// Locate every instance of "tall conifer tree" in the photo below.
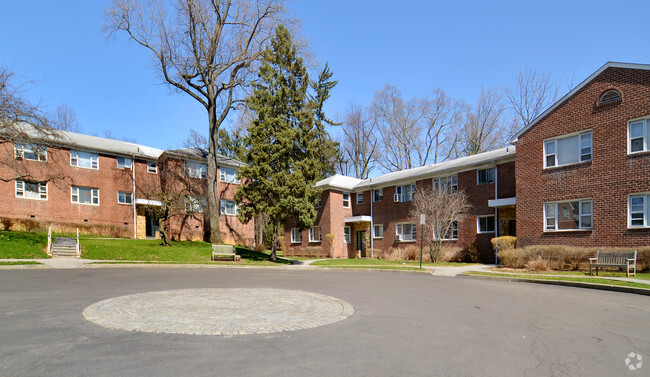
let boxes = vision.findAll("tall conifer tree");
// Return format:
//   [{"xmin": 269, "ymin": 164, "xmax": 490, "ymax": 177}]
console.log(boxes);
[{"xmin": 236, "ymin": 25, "xmax": 339, "ymax": 261}]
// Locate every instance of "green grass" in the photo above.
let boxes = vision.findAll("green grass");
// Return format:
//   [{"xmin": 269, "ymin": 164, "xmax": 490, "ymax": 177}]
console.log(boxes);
[
  {"xmin": 0, "ymin": 231, "xmax": 50, "ymax": 259},
  {"xmin": 81, "ymin": 238, "xmax": 291, "ymax": 265},
  {"xmin": 487, "ymin": 267, "xmax": 650, "ymax": 281},
  {"xmin": 311, "ymin": 258, "xmax": 472, "ymax": 267},
  {"xmin": 467, "ymin": 272, "xmax": 650, "ymax": 289},
  {"xmin": 314, "ymin": 265, "xmax": 426, "ymax": 271},
  {"xmin": 0, "ymin": 261, "xmax": 42, "ymax": 265}
]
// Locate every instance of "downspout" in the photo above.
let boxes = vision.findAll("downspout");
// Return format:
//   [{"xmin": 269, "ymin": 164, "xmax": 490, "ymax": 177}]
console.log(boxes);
[{"xmin": 133, "ymin": 155, "xmax": 137, "ymax": 239}]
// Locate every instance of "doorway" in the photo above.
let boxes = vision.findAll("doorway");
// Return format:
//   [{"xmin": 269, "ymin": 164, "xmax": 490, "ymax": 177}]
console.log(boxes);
[
  {"xmin": 145, "ymin": 212, "xmax": 159, "ymax": 238},
  {"xmin": 356, "ymin": 230, "xmax": 367, "ymax": 258}
]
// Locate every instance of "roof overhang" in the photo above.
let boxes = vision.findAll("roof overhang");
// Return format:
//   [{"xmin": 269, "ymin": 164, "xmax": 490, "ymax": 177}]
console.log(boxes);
[
  {"xmin": 488, "ymin": 197, "xmax": 516, "ymax": 208},
  {"xmin": 136, "ymin": 198, "xmax": 163, "ymax": 206},
  {"xmin": 345, "ymin": 215, "xmax": 372, "ymax": 223}
]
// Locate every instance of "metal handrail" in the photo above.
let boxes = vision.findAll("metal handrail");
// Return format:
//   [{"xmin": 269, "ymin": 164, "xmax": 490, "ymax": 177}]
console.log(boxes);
[
  {"xmin": 76, "ymin": 228, "xmax": 80, "ymax": 257},
  {"xmin": 47, "ymin": 226, "xmax": 52, "ymax": 255}
]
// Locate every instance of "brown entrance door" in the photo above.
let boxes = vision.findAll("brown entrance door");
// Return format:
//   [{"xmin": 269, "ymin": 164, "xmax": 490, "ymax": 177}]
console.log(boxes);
[{"xmin": 356, "ymin": 230, "xmax": 367, "ymax": 257}]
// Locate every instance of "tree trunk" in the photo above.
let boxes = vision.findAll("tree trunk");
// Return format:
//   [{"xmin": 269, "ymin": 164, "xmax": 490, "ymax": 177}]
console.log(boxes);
[
  {"xmin": 207, "ymin": 103, "xmax": 223, "ymax": 245},
  {"xmin": 158, "ymin": 218, "xmax": 171, "ymax": 246},
  {"xmin": 269, "ymin": 222, "xmax": 278, "ymax": 262}
]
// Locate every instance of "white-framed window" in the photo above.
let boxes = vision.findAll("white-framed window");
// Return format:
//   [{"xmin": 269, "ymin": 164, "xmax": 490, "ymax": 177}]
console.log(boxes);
[
  {"xmin": 15, "ymin": 181, "xmax": 47, "ymax": 200},
  {"xmin": 373, "ymin": 189, "xmax": 383, "ymax": 202},
  {"xmin": 477, "ymin": 215, "xmax": 495, "ymax": 233},
  {"xmin": 396, "ymin": 223, "xmax": 416, "ymax": 242},
  {"xmin": 291, "ymin": 228, "xmax": 302, "ymax": 243},
  {"xmin": 185, "ymin": 161, "xmax": 207, "ymax": 179},
  {"xmin": 394, "ymin": 184, "xmax": 416, "ymax": 202},
  {"xmin": 343, "ymin": 226, "xmax": 351, "ymax": 243},
  {"xmin": 220, "ymin": 199, "xmax": 238, "ymax": 216},
  {"xmin": 117, "ymin": 157, "xmax": 132, "ymax": 169},
  {"xmin": 118, "ymin": 191, "xmax": 133, "ymax": 204},
  {"xmin": 342, "ymin": 192, "xmax": 350, "ymax": 208},
  {"xmin": 477, "ymin": 168, "xmax": 495, "ymax": 184},
  {"xmin": 373, "ymin": 224, "xmax": 384, "ymax": 239},
  {"xmin": 356, "ymin": 193, "xmax": 364, "ymax": 204},
  {"xmin": 315, "ymin": 196, "xmax": 322, "ymax": 208},
  {"xmin": 628, "ymin": 118, "xmax": 650, "ymax": 154},
  {"xmin": 70, "ymin": 150, "xmax": 99, "ymax": 170},
  {"xmin": 71, "ymin": 186, "xmax": 99, "ymax": 205},
  {"xmin": 433, "ymin": 175, "xmax": 458, "ymax": 195},
  {"xmin": 220, "ymin": 167, "xmax": 240, "ymax": 184},
  {"xmin": 147, "ymin": 161, "xmax": 158, "ymax": 174},
  {"xmin": 436, "ymin": 221, "xmax": 458, "ymax": 240},
  {"xmin": 14, "ymin": 143, "xmax": 47, "ymax": 162},
  {"xmin": 628, "ymin": 193, "xmax": 650, "ymax": 227},
  {"xmin": 185, "ymin": 196, "xmax": 206, "ymax": 212},
  {"xmin": 544, "ymin": 199, "xmax": 592, "ymax": 231},
  {"xmin": 309, "ymin": 226, "xmax": 322, "ymax": 242},
  {"xmin": 544, "ymin": 131, "xmax": 592, "ymax": 168}
]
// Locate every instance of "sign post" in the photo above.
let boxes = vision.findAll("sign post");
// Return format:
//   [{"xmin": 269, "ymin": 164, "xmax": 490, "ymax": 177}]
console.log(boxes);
[{"xmin": 419, "ymin": 214, "xmax": 426, "ymax": 269}]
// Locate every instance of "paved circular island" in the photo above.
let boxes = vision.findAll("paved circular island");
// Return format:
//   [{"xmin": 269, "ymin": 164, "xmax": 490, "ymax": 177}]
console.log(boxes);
[{"xmin": 82, "ymin": 288, "xmax": 354, "ymax": 335}]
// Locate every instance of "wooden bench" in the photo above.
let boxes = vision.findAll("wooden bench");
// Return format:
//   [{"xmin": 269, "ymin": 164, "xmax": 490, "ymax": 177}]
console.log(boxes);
[
  {"xmin": 589, "ymin": 250, "xmax": 637, "ymax": 277},
  {"xmin": 211, "ymin": 244, "xmax": 241, "ymax": 262}
]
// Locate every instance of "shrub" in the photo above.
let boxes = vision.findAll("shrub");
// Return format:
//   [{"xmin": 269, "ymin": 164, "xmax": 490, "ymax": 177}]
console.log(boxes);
[
  {"xmin": 1, "ymin": 217, "xmax": 16, "ymax": 231},
  {"xmin": 497, "ymin": 248, "xmax": 528, "ymax": 269},
  {"xmin": 491, "ymin": 236, "xmax": 517, "ymax": 252},
  {"xmin": 20, "ymin": 219, "xmax": 42, "ymax": 232},
  {"xmin": 276, "ymin": 236, "xmax": 285, "ymax": 251},
  {"xmin": 526, "ymin": 256, "xmax": 550, "ymax": 272}
]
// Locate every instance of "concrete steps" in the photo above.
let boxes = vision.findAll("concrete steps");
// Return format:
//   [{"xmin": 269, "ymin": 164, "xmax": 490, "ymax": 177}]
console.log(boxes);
[{"xmin": 51, "ymin": 238, "xmax": 79, "ymax": 258}]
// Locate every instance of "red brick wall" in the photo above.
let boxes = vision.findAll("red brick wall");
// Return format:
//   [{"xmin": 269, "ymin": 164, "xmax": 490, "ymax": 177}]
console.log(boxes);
[{"xmin": 516, "ymin": 67, "xmax": 650, "ymax": 247}]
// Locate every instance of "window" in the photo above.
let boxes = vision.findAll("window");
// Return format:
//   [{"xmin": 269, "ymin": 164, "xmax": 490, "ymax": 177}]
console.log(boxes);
[
  {"xmin": 544, "ymin": 199, "xmax": 592, "ymax": 231},
  {"xmin": 15, "ymin": 143, "xmax": 46, "ymax": 162},
  {"xmin": 315, "ymin": 196, "xmax": 322, "ymax": 208},
  {"xmin": 433, "ymin": 175, "xmax": 458, "ymax": 194},
  {"xmin": 291, "ymin": 228, "xmax": 302, "ymax": 243},
  {"xmin": 71, "ymin": 186, "xmax": 99, "ymax": 205},
  {"xmin": 220, "ymin": 167, "xmax": 240, "ymax": 184},
  {"xmin": 15, "ymin": 181, "xmax": 47, "ymax": 200},
  {"xmin": 118, "ymin": 191, "xmax": 133, "ymax": 204},
  {"xmin": 147, "ymin": 161, "xmax": 158, "ymax": 174},
  {"xmin": 117, "ymin": 157, "xmax": 132, "ymax": 169},
  {"xmin": 220, "ymin": 199, "xmax": 238, "ymax": 216},
  {"xmin": 342, "ymin": 192, "xmax": 350, "ymax": 208},
  {"xmin": 71, "ymin": 150, "xmax": 98, "ymax": 169},
  {"xmin": 309, "ymin": 226, "xmax": 322, "ymax": 242},
  {"xmin": 599, "ymin": 90, "xmax": 621, "ymax": 106},
  {"xmin": 343, "ymin": 226, "xmax": 351, "ymax": 243},
  {"xmin": 185, "ymin": 161, "xmax": 207, "ymax": 179},
  {"xmin": 396, "ymin": 223, "xmax": 416, "ymax": 242},
  {"xmin": 394, "ymin": 184, "xmax": 416, "ymax": 202},
  {"xmin": 185, "ymin": 196, "xmax": 206, "ymax": 212},
  {"xmin": 627, "ymin": 118, "xmax": 650, "ymax": 154},
  {"xmin": 436, "ymin": 221, "xmax": 458, "ymax": 240},
  {"xmin": 373, "ymin": 189, "xmax": 384, "ymax": 202},
  {"xmin": 477, "ymin": 168, "xmax": 495, "ymax": 184},
  {"xmin": 544, "ymin": 132, "xmax": 592, "ymax": 168},
  {"xmin": 357, "ymin": 193, "xmax": 364, "ymax": 204},
  {"xmin": 373, "ymin": 224, "xmax": 384, "ymax": 239},
  {"xmin": 629, "ymin": 194, "xmax": 650, "ymax": 227},
  {"xmin": 477, "ymin": 216, "xmax": 495, "ymax": 233}
]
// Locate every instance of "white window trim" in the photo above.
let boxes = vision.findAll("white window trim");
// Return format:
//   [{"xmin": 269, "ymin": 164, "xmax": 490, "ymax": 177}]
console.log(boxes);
[
  {"xmin": 372, "ymin": 188, "xmax": 384, "ymax": 202},
  {"xmin": 15, "ymin": 181, "xmax": 48, "ymax": 200},
  {"xmin": 342, "ymin": 192, "xmax": 351, "ymax": 208},
  {"xmin": 543, "ymin": 130, "xmax": 593, "ymax": 169},
  {"xmin": 117, "ymin": 157, "xmax": 133, "ymax": 169},
  {"xmin": 373, "ymin": 224, "xmax": 384, "ymax": 239},
  {"xmin": 185, "ymin": 196, "xmax": 206, "ymax": 213},
  {"xmin": 14, "ymin": 143, "xmax": 47, "ymax": 162},
  {"xmin": 117, "ymin": 191, "xmax": 133, "ymax": 205},
  {"xmin": 185, "ymin": 161, "xmax": 207, "ymax": 179},
  {"xmin": 315, "ymin": 196, "xmax": 322, "ymax": 208},
  {"xmin": 477, "ymin": 168, "xmax": 495, "ymax": 185},
  {"xmin": 147, "ymin": 161, "xmax": 158, "ymax": 174},
  {"xmin": 70, "ymin": 150, "xmax": 99, "ymax": 170},
  {"xmin": 309, "ymin": 226, "xmax": 322, "ymax": 243},
  {"xmin": 543, "ymin": 199, "xmax": 593, "ymax": 232},
  {"xmin": 71, "ymin": 186, "xmax": 100, "ymax": 206},
  {"xmin": 477, "ymin": 215, "xmax": 496, "ymax": 234},
  {"xmin": 394, "ymin": 183, "xmax": 416, "ymax": 202},
  {"xmin": 436, "ymin": 221, "xmax": 459, "ymax": 241},
  {"xmin": 220, "ymin": 199, "xmax": 238, "ymax": 216},
  {"xmin": 343, "ymin": 226, "xmax": 351, "ymax": 243},
  {"xmin": 219, "ymin": 167, "xmax": 241, "ymax": 184},
  {"xmin": 396, "ymin": 223, "xmax": 417, "ymax": 242},
  {"xmin": 628, "ymin": 117, "xmax": 650, "ymax": 155},
  {"xmin": 291, "ymin": 228, "xmax": 302, "ymax": 244},
  {"xmin": 356, "ymin": 192, "xmax": 364, "ymax": 204},
  {"xmin": 628, "ymin": 193, "xmax": 650, "ymax": 228},
  {"xmin": 433, "ymin": 175, "xmax": 458, "ymax": 195}
]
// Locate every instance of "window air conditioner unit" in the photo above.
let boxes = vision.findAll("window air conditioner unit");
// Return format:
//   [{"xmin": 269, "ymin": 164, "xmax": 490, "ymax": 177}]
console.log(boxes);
[
  {"xmin": 396, "ymin": 234, "xmax": 402, "ymax": 241},
  {"xmin": 394, "ymin": 193, "xmax": 401, "ymax": 202}
]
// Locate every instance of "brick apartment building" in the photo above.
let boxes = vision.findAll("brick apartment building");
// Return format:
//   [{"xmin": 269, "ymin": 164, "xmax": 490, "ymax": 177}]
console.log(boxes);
[
  {"xmin": 283, "ymin": 147, "xmax": 516, "ymax": 261},
  {"xmin": 513, "ymin": 62, "xmax": 650, "ymax": 248},
  {"xmin": 0, "ymin": 126, "xmax": 253, "ymax": 245}
]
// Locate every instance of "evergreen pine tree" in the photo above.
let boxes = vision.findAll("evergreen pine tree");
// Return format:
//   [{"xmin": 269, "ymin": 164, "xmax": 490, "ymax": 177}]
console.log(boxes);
[{"xmin": 235, "ymin": 25, "xmax": 339, "ymax": 261}]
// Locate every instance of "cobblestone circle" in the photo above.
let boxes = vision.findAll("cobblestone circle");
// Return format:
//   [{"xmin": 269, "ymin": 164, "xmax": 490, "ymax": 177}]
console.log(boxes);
[{"xmin": 83, "ymin": 288, "xmax": 354, "ymax": 336}]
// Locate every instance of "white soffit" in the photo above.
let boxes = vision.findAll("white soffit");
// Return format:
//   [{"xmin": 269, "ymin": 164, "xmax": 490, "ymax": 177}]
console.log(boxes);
[
  {"xmin": 488, "ymin": 197, "xmax": 516, "ymax": 207},
  {"xmin": 345, "ymin": 216, "xmax": 372, "ymax": 223}
]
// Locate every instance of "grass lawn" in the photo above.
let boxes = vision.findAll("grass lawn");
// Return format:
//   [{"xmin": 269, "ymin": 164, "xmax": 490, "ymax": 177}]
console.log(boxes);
[
  {"xmin": 81, "ymin": 238, "xmax": 291, "ymax": 265},
  {"xmin": 487, "ymin": 267, "xmax": 650, "ymax": 281},
  {"xmin": 0, "ymin": 231, "xmax": 50, "ymax": 259},
  {"xmin": 311, "ymin": 258, "xmax": 473, "ymax": 267},
  {"xmin": 0, "ymin": 261, "xmax": 43, "ymax": 265},
  {"xmin": 467, "ymin": 272, "xmax": 650, "ymax": 289}
]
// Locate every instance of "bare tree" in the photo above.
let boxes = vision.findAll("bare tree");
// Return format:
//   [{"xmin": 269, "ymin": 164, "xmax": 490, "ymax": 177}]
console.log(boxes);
[
  {"xmin": 409, "ymin": 186, "xmax": 470, "ymax": 263},
  {"xmin": 104, "ymin": 0, "xmax": 292, "ymax": 244},
  {"xmin": 182, "ymin": 128, "xmax": 209, "ymax": 150},
  {"xmin": 338, "ymin": 104, "xmax": 377, "ymax": 179},
  {"xmin": 504, "ymin": 68, "xmax": 558, "ymax": 137},
  {"xmin": 52, "ymin": 103, "xmax": 81, "ymax": 133},
  {"xmin": 460, "ymin": 87, "xmax": 505, "ymax": 156},
  {"xmin": 103, "ymin": 128, "xmax": 138, "ymax": 143},
  {"xmin": 418, "ymin": 89, "xmax": 463, "ymax": 164}
]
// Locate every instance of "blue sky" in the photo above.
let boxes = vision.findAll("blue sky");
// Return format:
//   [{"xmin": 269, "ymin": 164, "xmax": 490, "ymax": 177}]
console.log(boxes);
[{"xmin": 2, "ymin": 0, "xmax": 649, "ymax": 150}]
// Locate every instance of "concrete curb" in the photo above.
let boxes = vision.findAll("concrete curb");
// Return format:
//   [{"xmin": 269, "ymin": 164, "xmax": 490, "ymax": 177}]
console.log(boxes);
[
  {"xmin": 462, "ymin": 273, "xmax": 650, "ymax": 296},
  {"xmin": 82, "ymin": 263, "xmax": 434, "ymax": 274},
  {"xmin": 0, "ymin": 263, "xmax": 47, "ymax": 269}
]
